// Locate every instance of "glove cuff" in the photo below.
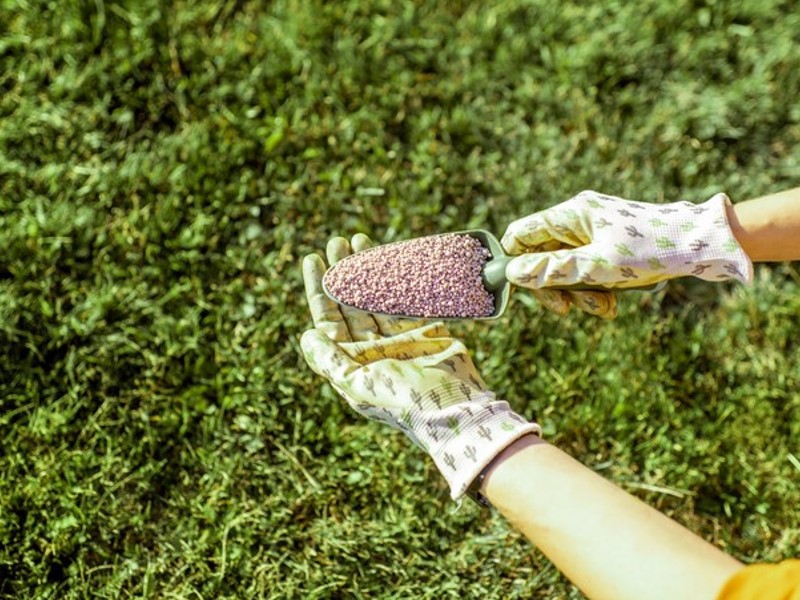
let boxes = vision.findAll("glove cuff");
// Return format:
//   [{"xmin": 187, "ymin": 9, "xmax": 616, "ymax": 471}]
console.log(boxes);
[
  {"xmin": 667, "ymin": 193, "xmax": 754, "ymax": 285},
  {"xmin": 422, "ymin": 397, "xmax": 541, "ymax": 500}
]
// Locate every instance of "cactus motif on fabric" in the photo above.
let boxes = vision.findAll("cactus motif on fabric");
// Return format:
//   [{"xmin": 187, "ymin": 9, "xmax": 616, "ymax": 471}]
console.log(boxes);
[
  {"xmin": 625, "ymin": 225, "xmax": 644, "ymax": 238},
  {"xmin": 411, "ymin": 389, "xmax": 424, "ymax": 410},
  {"xmin": 595, "ymin": 217, "xmax": 613, "ymax": 229},
  {"xmin": 583, "ymin": 295, "xmax": 599, "ymax": 311},
  {"xmin": 443, "ymin": 453, "xmax": 456, "ymax": 471},
  {"xmin": 615, "ymin": 243, "xmax": 635, "ymax": 257},
  {"xmin": 514, "ymin": 272, "xmax": 537, "ymax": 283},
  {"xmin": 725, "ymin": 263, "xmax": 744, "ymax": 277},
  {"xmin": 446, "ymin": 416, "xmax": 461, "ymax": 435},
  {"xmin": 426, "ymin": 421, "xmax": 439, "ymax": 442},
  {"xmin": 381, "ymin": 375, "xmax": 396, "ymax": 396},
  {"xmin": 648, "ymin": 257, "xmax": 666, "ymax": 270},
  {"xmin": 464, "ymin": 445, "xmax": 478, "ymax": 463},
  {"xmin": 400, "ymin": 408, "xmax": 414, "ymax": 430}
]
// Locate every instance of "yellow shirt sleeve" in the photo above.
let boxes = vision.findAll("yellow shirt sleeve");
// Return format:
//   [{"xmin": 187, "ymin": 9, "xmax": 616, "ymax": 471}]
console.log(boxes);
[{"xmin": 716, "ymin": 560, "xmax": 800, "ymax": 600}]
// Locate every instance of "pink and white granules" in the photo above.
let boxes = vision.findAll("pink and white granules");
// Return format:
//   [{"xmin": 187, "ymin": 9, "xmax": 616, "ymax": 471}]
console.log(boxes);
[{"xmin": 323, "ymin": 234, "xmax": 496, "ymax": 318}]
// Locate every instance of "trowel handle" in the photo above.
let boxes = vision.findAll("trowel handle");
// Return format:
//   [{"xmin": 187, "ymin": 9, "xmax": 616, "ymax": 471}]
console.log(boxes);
[{"xmin": 482, "ymin": 255, "xmax": 514, "ymax": 290}]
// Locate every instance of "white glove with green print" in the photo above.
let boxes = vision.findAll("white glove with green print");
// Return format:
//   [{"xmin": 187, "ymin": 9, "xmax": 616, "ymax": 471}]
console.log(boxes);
[
  {"xmin": 502, "ymin": 190, "xmax": 753, "ymax": 317},
  {"xmin": 301, "ymin": 235, "xmax": 541, "ymax": 500}
]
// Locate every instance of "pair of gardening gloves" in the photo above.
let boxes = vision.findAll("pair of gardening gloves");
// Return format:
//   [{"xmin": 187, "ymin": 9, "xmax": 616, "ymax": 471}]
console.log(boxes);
[{"xmin": 300, "ymin": 191, "xmax": 753, "ymax": 501}]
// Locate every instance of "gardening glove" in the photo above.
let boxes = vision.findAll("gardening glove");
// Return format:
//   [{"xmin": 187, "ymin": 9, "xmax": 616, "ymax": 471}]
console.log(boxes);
[
  {"xmin": 301, "ymin": 234, "xmax": 541, "ymax": 500},
  {"xmin": 501, "ymin": 190, "xmax": 754, "ymax": 318}
]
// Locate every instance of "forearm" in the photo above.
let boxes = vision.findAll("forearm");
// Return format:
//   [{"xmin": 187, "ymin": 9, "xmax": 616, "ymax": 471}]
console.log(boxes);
[
  {"xmin": 727, "ymin": 187, "xmax": 800, "ymax": 262},
  {"xmin": 482, "ymin": 436, "xmax": 742, "ymax": 600}
]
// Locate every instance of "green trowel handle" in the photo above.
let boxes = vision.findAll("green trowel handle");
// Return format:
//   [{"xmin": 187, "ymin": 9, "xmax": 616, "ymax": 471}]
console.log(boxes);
[{"xmin": 482, "ymin": 254, "xmax": 514, "ymax": 291}]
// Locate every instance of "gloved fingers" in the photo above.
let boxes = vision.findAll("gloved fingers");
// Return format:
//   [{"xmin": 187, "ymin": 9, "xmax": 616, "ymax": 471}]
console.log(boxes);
[
  {"xmin": 344, "ymin": 321, "xmax": 454, "ymax": 364},
  {"xmin": 568, "ymin": 290, "xmax": 618, "ymax": 319},
  {"xmin": 513, "ymin": 250, "xmax": 677, "ymax": 293},
  {"xmin": 303, "ymin": 253, "xmax": 352, "ymax": 342},
  {"xmin": 376, "ymin": 315, "xmax": 430, "ymax": 336},
  {"xmin": 507, "ymin": 248, "xmax": 620, "ymax": 318},
  {"xmin": 502, "ymin": 211, "xmax": 560, "ymax": 255},
  {"xmin": 529, "ymin": 288, "xmax": 572, "ymax": 317},
  {"xmin": 326, "ymin": 237, "xmax": 382, "ymax": 341},
  {"xmin": 501, "ymin": 202, "xmax": 590, "ymax": 255},
  {"xmin": 349, "ymin": 232, "xmax": 373, "ymax": 254},
  {"xmin": 506, "ymin": 247, "xmax": 614, "ymax": 289},
  {"xmin": 300, "ymin": 328, "xmax": 360, "ymax": 383}
]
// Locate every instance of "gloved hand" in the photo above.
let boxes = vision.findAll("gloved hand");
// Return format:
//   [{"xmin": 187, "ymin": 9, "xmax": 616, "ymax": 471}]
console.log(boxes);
[
  {"xmin": 501, "ymin": 190, "xmax": 754, "ymax": 318},
  {"xmin": 300, "ymin": 234, "xmax": 541, "ymax": 500}
]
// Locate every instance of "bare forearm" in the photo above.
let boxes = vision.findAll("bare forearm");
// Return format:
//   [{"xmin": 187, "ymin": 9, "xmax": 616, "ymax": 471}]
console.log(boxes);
[
  {"xmin": 728, "ymin": 187, "xmax": 800, "ymax": 262},
  {"xmin": 482, "ymin": 436, "xmax": 742, "ymax": 600}
]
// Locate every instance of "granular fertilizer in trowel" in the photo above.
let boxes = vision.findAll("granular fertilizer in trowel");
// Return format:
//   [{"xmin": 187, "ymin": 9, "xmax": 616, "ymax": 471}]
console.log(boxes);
[{"xmin": 324, "ymin": 234, "xmax": 495, "ymax": 318}]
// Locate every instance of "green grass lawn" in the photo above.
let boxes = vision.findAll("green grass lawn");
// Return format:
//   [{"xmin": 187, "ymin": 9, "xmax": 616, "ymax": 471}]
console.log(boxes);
[{"xmin": 1, "ymin": 0, "xmax": 799, "ymax": 597}]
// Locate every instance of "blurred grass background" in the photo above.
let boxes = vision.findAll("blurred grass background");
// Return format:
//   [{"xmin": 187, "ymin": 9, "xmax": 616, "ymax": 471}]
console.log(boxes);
[{"xmin": 1, "ymin": 0, "xmax": 799, "ymax": 598}]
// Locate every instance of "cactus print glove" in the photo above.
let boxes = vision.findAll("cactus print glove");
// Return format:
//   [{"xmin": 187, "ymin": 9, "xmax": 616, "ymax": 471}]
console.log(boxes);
[
  {"xmin": 300, "ymin": 235, "xmax": 541, "ymax": 500},
  {"xmin": 502, "ymin": 190, "xmax": 753, "ymax": 317}
]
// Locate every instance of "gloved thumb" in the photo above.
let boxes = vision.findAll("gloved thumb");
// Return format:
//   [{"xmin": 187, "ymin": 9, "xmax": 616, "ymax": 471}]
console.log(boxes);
[{"xmin": 506, "ymin": 247, "xmax": 609, "ymax": 289}]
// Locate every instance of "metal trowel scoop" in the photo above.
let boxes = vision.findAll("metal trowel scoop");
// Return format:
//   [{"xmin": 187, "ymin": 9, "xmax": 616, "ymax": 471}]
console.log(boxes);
[{"xmin": 322, "ymin": 229, "xmax": 659, "ymax": 320}]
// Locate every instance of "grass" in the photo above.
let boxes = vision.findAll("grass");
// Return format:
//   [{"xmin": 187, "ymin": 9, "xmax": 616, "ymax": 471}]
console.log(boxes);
[{"xmin": 1, "ymin": 0, "xmax": 799, "ymax": 597}]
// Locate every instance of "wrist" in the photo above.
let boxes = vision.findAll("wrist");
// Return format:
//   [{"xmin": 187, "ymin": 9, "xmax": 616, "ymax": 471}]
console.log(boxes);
[
  {"xmin": 726, "ymin": 189, "xmax": 800, "ymax": 262},
  {"xmin": 480, "ymin": 434, "xmax": 547, "ymax": 497}
]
